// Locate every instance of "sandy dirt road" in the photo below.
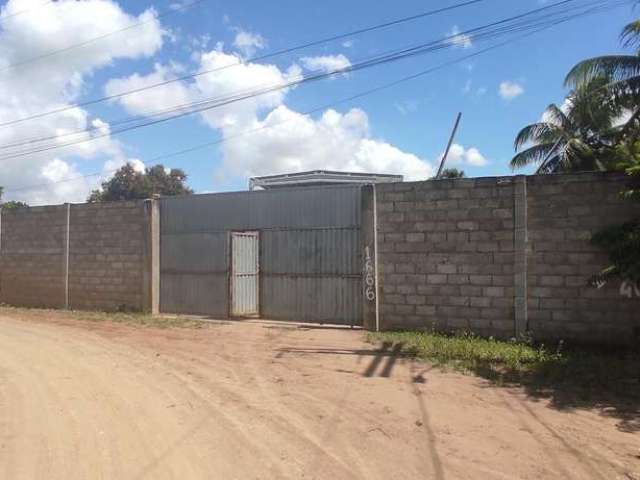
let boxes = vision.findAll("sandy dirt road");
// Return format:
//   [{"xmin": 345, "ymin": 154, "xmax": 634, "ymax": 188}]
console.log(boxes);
[{"xmin": 0, "ymin": 310, "xmax": 637, "ymax": 480}]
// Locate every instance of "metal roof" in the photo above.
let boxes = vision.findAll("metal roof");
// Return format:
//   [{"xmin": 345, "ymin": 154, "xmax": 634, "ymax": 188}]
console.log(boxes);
[{"xmin": 249, "ymin": 170, "xmax": 403, "ymax": 190}]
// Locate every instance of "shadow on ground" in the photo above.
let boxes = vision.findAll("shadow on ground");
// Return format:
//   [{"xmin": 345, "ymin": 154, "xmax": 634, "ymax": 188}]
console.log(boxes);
[
  {"xmin": 469, "ymin": 349, "xmax": 640, "ymax": 434},
  {"xmin": 328, "ymin": 335, "xmax": 640, "ymax": 434},
  {"xmin": 277, "ymin": 342, "xmax": 407, "ymax": 378}
]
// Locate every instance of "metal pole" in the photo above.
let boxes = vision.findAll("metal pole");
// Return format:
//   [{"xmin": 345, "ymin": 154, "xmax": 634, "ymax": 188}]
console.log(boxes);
[{"xmin": 436, "ymin": 112, "xmax": 462, "ymax": 179}]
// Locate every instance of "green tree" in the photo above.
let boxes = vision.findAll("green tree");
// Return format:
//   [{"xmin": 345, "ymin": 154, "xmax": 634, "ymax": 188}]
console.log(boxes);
[
  {"xmin": 590, "ymin": 140, "xmax": 640, "ymax": 285},
  {"xmin": 563, "ymin": 18, "xmax": 640, "ymax": 287},
  {"xmin": 0, "ymin": 186, "xmax": 28, "ymax": 210},
  {"xmin": 565, "ymin": 18, "xmax": 640, "ymax": 122},
  {"xmin": 510, "ymin": 77, "xmax": 622, "ymax": 173},
  {"xmin": 437, "ymin": 168, "xmax": 466, "ymax": 179},
  {"xmin": 88, "ymin": 164, "xmax": 193, "ymax": 202}
]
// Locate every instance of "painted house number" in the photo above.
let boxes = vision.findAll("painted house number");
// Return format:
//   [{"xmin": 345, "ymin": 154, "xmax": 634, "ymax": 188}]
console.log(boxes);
[
  {"xmin": 620, "ymin": 281, "xmax": 640, "ymax": 299},
  {"xmin": 364, "ymin": 246, "xmax": 376, "ymax": 302}
]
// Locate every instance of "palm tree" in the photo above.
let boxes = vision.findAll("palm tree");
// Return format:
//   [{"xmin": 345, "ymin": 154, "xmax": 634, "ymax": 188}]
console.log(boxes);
[
  {"xmin": 510, "ymin": 77, "xmax": 621, "ymax": 173},
  {"xmin": 565, "ymin": 19, "xmax": 640, "ymax": 129}
]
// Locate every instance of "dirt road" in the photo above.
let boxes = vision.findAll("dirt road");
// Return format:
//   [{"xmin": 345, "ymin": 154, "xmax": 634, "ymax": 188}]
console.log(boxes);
[{"xmin": 0, "ymin": 310, "xmax": 636, "ymax": 479}]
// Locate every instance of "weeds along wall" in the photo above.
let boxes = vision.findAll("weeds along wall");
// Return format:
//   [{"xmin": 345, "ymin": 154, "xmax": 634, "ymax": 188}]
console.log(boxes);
[
  {"xmin": 0, "ymin": 200, "xmax": 157, "ymax": 312},
  {"xmin": 375, "ymin": 172, "xmax": 640, "ymax": 346}
]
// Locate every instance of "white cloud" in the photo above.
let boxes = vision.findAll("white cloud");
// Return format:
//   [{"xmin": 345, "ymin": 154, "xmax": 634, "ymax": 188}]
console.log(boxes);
[
  {"xmin": 300, "ymin": 54, "xmax": 352, "ymax": 77},
  {"xmin": 232, "ymin": 30, "xmax": 266, "ymax": 58},
  {"xmin": 219, "ymin": 106, "xmax": 434, "ymax": 181},
  {"xmin": 499, "ymin": 81, "xmax": 524, "ymax": 100},
  {"xmin": 0, "ymin": 0, "xmax": 164, "ymax": 205},
  {"xmin": 445, "ymin": 144, "xmax": 489, "ymax": 167},
  {"xmin": 107, "ymin": 39, "xmax": 486, "ymax": 187},
  {"xmin": 104, "ymin": 63, "xmax": 193, "ymax": 117},
  {"xmin": 446, "ymin": 25, "xmax": 472, "ymax": 49},
  {"xmin": 194, "ymin": 50, "xmax": 302, "ymax": 129}
]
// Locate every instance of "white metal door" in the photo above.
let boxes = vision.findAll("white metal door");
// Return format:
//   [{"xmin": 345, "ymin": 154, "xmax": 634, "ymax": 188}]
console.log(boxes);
[{"xmin": 231, "ymin": 232, "xmax": 259, "ymax": 316}]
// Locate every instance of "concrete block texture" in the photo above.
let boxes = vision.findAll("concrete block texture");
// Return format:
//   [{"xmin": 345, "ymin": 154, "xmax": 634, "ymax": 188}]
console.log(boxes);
[
  {"xmin": 1, "ymin": 200, "xmax": 154, "ymax": 312},
  {"xmin": 376, "ymin": 172, "xmax": 640, "ymax": 346}
]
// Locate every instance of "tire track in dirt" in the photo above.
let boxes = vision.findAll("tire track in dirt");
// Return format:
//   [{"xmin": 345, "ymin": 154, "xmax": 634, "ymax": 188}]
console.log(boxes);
[
  {"xmin": 155, "ymin": 330, "xmax": 360, "ymax": 478},
  {"xmin": 240, "ymin": 325, "xmax": 368, "ymax": 479},
  {"xmin": 0, "ymin": 313, "xmax": 636, "ymax": 480}
]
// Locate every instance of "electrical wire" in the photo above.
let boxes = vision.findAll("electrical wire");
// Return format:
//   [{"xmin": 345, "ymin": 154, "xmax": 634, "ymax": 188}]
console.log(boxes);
[
  {"xmin": 0, "ymin": 0, "xmax": 207, "ymax": 75},
  {"xmin": 0, "ymin": 0, "xmax": 491, "ymax": 128},
  {"xmin": 3, "ymin": 4, "xmax": 625, "ymax": 193},
  {"xmin": 0, "ymin": 0, "xmax": 53, "ymax": 23},
  {"xmin": 0, "ymin": 0, "xmax": 625, "ymax": 162}
]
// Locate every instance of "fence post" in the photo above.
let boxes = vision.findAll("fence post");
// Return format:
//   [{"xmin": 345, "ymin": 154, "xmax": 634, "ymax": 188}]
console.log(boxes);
[{"xmin": 514, "ymin": 176, "xmax": 528, "ymax": 337}]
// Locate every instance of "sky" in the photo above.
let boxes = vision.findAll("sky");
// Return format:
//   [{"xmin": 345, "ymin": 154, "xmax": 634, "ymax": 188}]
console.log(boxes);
[{"xmin": 0, "ymin": 0, "xmax": 635, "ymax": 205}]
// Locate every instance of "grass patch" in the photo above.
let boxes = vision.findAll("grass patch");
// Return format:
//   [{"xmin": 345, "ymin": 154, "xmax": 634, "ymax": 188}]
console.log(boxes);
[
  {"xmin": 368, "ymin": 330, "xmax": 640, "ymax": 430},
  {"xmin": 69, "ymin": 311, "xmax": 210, "ymax": 329},
  {"xmin": 369, "ymin": 330, "xmax": 555, "ymax": 371},
  {"xmin": 0, "ymin": 305, "xmax": 209, "ymax": 329}
]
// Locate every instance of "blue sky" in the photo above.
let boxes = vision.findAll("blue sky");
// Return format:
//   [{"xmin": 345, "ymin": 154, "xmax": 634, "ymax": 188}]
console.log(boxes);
[{"xmin": 0, "ymin": 0, "xmax": 635, "ymax": 203}]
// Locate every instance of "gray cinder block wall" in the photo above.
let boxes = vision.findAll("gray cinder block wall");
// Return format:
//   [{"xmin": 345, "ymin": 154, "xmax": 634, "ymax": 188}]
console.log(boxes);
[
  {"xmin": 0, "ymin": 200, "xmax": 158, "ymax": 312},
  {"xmin": 375, "ymin": 172, "xmax": 640, "ymax": 345}
]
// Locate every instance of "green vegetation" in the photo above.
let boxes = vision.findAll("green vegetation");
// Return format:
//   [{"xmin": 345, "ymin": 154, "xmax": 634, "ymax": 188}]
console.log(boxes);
[
  {"xmin": 434, "ymin": 168, "xmax": 466, "ymax": 179},
  {"xmin": 511, "ymin": 77, "xmax": 623, "ymax": 173},
  {"xmin": 510, "ymin": 18, "xmax": 640, "ymax": 174},
  {"xmin": 0, "ymin": 305, "xmax": 209, "ymax": 329},
  {"xmin": 71, "ymin": 310, "xmax": 210, "ymax": 329},
  {"xmin": 368, "ymin": 331, "xmax": 640, "ymax": 406},
  {"xmin": 369, "ymin": 330, "xmax": 556, "ymax": 371},
  {"xmin": 511, "ymin": 16, "xmax": 640, "ymax": 287},
  {"xmin": 0, "ymin": 186, "xmax": 28, "ymax": 210},
  {"xmin": 88, "ymin": 163, "xmax": 193, "ymax": 202},
  {"xmin": 590, "ymin": 143, "xmax": 640, "ymax": 285}
]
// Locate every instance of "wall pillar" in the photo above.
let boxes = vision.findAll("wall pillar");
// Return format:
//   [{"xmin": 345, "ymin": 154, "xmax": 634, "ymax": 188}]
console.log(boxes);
[
  {"xmin": 361, "ymin": 185, "xmax": 378, "ymax": 330},
  {"xmin": 63, "ymin": 203, "xmax": 70, "ymax": 309},
  {"xmin": 513, "ymin": 175, "xmax": 528, "ymax": 337},
  {"xmin": 142, "ymin": 199, "xmax": 160, "ymax": 314}
]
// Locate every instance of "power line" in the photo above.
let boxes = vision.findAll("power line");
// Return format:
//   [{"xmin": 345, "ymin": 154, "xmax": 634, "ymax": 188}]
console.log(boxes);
[
  {"xmin": 0, "ymin": 0, "xmax": 613, "ymax": 154},
  {"xmin": 0, "ymin": 0, "xmax": 207, "ymax": 75},
  {"xmin": 0, "ymin": 0, "xmax": 491, "ymax": 128},
  {"xmin": 2, "ymin": 15, "xmax": 615, "ymax": 194},
  {"xmin": 0, "ymin": 0, "xmax": 53, "ymax": 23},
  {"xmin": 0, "ymin": 0, "xmax": 625, "ymax": 161}
]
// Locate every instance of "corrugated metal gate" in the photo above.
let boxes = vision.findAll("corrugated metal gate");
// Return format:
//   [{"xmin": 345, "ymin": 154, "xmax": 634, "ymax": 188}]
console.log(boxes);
[{"xmin": 159, "ymin": 185, "xmax": 363, "ymax": 325}]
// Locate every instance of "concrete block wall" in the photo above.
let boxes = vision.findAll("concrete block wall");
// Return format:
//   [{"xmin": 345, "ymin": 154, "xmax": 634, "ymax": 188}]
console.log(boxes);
[
  {"xmin": 376, "ymin": 172, "xmax": 640, "ymax": 345},
  {"xmin": 376, "ymin": 177, "xmax": 518, "ymax": 338},
  {"xmin": 526, "ymin": 173, "xmax": 639, "ymax": 344},
  {"xmin": 0, "ymin": 205, "xmax": 68, "ymax": 308},
  {"xmin": 68, "ymin": 201, "xmax": 150, "ymax": 311},
  {"xmin": 0, "ymin": 200, "xmax": 155, "ymax": 312}
]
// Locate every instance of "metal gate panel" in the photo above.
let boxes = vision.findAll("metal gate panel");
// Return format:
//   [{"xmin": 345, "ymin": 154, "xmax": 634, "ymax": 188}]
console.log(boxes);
[
  {"xmin": 160, "ymin": 232, "xmax": 228, "ymax": 316},
  {"xmin": 261, "ymin": 276, "xmax": 361, "ymax": 325},
  {"xmin": 261, "ymin": 227, "xmax": 361, "ymax": 324},
  {"xmin": 159, "ymin": 185, "xmax": 363, "ymax": 324},
  {"xmin": 231, "ymin": 232, "xmax": 259, "ymax": 316}
]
